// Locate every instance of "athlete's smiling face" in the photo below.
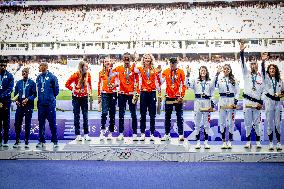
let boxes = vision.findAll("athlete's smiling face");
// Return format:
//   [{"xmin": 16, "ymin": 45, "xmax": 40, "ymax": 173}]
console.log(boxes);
[
  {"xmin": 223, "ymin": 65, "xmax": 231, "ymax": 77},
  {"xmin": 143, "ymin": 54, "xmax": 152, "ymax": 67}
]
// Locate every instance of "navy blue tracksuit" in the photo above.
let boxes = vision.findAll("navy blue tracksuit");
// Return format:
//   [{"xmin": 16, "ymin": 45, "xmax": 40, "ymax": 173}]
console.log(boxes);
[
  {"xmin": 0, "ymin": 70, "xmax": 14, "ymax": 144},
  {"xmin": 14, "ymin": 79, "xmax": 37, "ymax": 141},
  {"xmin": 36, "ymin": 71, "xmax": 59, "ymax": 143}
]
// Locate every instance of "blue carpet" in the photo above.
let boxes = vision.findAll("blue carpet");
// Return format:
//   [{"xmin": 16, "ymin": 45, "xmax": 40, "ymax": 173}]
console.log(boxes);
[{"xmin": 0, "ymin": 161, "xmax": 283, "ymax": 189}]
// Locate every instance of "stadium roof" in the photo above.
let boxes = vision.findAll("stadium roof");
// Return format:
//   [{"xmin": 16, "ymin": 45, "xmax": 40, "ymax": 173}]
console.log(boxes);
[{"xmin": 0, "ymin": 0, "xmax": 281, "ymax": 6}]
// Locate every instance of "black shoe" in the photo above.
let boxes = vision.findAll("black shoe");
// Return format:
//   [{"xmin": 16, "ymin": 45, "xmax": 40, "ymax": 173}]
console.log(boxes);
[
  {"xmin": 24, "ymin": 140, "xmax": 29, "ymax": 149},
  {"xmin": 13, "ymin": 140, "xmax": 21, "ymax": 148}
]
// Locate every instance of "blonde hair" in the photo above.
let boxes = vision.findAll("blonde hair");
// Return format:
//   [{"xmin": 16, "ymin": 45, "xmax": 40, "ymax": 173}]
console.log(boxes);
[
  {"xmin": 141, "ymin": 53, "xmax": 155, "ymax": 69},
  {"xmin": 22, "ymin": 67, "xmax": 30, "ymax": 74}
]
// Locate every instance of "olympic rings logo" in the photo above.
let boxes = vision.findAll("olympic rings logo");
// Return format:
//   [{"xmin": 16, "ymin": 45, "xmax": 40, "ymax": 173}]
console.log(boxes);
[{"xmin": 117, "ymin": 149, "xmax": 132, "ymax": 159}]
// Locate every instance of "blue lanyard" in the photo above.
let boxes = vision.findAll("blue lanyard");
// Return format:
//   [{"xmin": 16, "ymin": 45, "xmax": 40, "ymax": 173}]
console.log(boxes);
[
  {"xmin": 22, "ymin": 80, "xmax": 28, "ymax": 97},
  {"xmin": 0, "ymin": 71, "xmax": 6, "ymax": 88},
  {"xmin": 252, "ymin": 74, "xmax": 257, "ymax": 88},
  {"xmin": 171, "ymin": 70, "xmax": 176, "ymax": 86},
  {"xmin": 125, "ymin": 67, "xmax": 130, "ymax": 81},
  {"xmin": 271, "ymin": 78, "xmax": 277, "ymax": 94},
  {"xmin": 108, "ymin": 69, "xmax": 112, "ymax": 84},
  {"xmin": 40, "ymin": 72, "xmax": 48, "ymax": 92},
  {"xmin": 146, "ymin": 68, "xmax": 150, "ymax": 80},
  {"xmin": 201, "ymin": 80, "xmax": 206, "ymax": 93},
  {"xmin": 81, "ymin": 80, "xmax": 84, "ymax": 90},
  {"xmin": 225, "ymin": 77, "xmax": 230, "ymax": 92}
]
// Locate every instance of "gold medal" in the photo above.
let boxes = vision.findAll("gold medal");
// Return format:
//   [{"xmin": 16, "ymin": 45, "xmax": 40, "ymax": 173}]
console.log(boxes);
[
  {"xmin": 147, "ymin": 80, "xmax": 151, "ymax": 84},
  {"xmin": 252, "ymin": 87, "xmax": 256, "ymax": 91},
  {"xmin": 108, "ymin": 83, "xmax": 112, "ymax": 88},
  {"xmin": 171, "ymin": 85, "xmax": 175, "ymax": 89},
  {"xmin": 126, "ymin": 80, "xmax": 130, "ymax": 85}
]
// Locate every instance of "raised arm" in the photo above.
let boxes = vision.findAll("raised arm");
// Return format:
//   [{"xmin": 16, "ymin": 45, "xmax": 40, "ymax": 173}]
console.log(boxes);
[
  {"xmin": 239, "ymin": 42, "xmax": 248, "ymax": 75},
  {"xmin": 260, "ymin": 52, "xmax": 269, "ymax": 81},
  {"xmin": 211, "ymin": 66, "xmax": 222, "ymax": 92}
]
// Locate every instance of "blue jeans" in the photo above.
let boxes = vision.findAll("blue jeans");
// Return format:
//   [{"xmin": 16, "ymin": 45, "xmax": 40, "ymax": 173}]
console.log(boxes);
[
  {"xmin": 14, "ymin": 106, "xmax": 33, "ymax": 141},
  {"xmin": 118, "ymin": 94, "xmax": 137, "ymax": 134},
  {"xmin": 101, "ymin": 93, "xmax": 117, "ymax": 132},
  {"xmin": 140, "ymin": 91, "xmax": 156, "ymax": 135},
  {"xmin": 38, "ymin": 105, "xmax": 58, "ymax": 143},
  {"xmin": 165, "ymin": 98, "xmax": 184, "ymax": 135},
  {"xmin": 72, "ymin": 96, "xmax": 89, "ymax": 135}
]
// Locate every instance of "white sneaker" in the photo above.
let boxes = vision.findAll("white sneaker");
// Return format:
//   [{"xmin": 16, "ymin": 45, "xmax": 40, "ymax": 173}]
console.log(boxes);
[
  {"xmin": 204, "ymin": 140, "xmax": 210, "ymax": 149},
  {"xmin": 2, "ymin": 143, "xmax": 9, "ymax": 148},
  {"xmin": 36, "ymin": 142, "xmax": 43, "ymax": 148},
  {"xmin": 53, "ymin": 142, "xmax": 59, "ymax": 148},
  {"xmin": 221, "ymin": 141, "xmax": 227, "ymax": 149},
  {"xmin": 84, "ymin": 134, "xmax": 91, "ymax": 141},
  {"xmin": 268, "ymin": 142, "xmax": 274, "ymax": 151},
  {"xmin": 117, "ymin": 133, "xmax": 124, "ymax": 141},
  {"xmin": 99, "ymin": 130, "xmax": 105, "ymax": 140},
  {"xmin": 75, "ymin": 135, "xmax": 83, "ymax": 141},
  {"xmin": 227, "ymin": 141, "xmax": 232, "ymax": 149},
  {"xmin": 195, "ymin": 140, "xmax": 201, "ymax": 149},
  {"xmin": 13, "ymin": 141, "xmax": 20, "ymax": 148},
  {"xmin": 107, "ymin": 132, "xmax": 113, "ymax": 140},
  {"xmin": 276, "ymin": 142, "xmax": 282, "ymax": 151},
  {"xmin": 42, "ymin": 143, "xmax": 47, "ymax": 149},
  {"xmin": 161, "ymin": 134, "xmax": 170, "ymax": 141},
  {"xmin": 256, "ymin": 141, "xmax": 262, "ymax": 149},
  {"xmin": 179, "ymin": 135, "xmax": 185, "ymax": 142},
  {"xmin": 133, "ymin": 134, "xmax": 138, "ymax": 141},
  {"xmin": 244, "ymin": 141, "xmax": 251, "ymax": 149},
  {"xmin": 150, "ymin": 134, "xmax": 155, "ymax": 141},
  {"xmin": 140, "ymin": 133, "xmax": 145, "ymax": 141}
]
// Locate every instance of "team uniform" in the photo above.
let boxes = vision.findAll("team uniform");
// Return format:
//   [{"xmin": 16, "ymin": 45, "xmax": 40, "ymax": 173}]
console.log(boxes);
[
  {"xmin": 135, "ymin": 65, "xmax": 161, "ymax": 141},
  {"xmin": 0, "ymin": 68, "xmax": 14, "ymax": 147},
  {"xmin": 13, "ymin": 78, "xmax": 37, "ymax": 148},
  {"xmin": 261, "ymin": 61, "xmax": 284, "ymax": 150},
  {"xmin": 186, "ymin": 74, "xmax": 217, "ymax": 149},
  {"xmin": 65, "ymin": 71, "xmax": 92, "ymax": 141},
  {"xmin": 113, "ymin": 64, "xmax": 140, "ymax": 140},
  {"xmin": 161, "ymin": 67, "xmax": 186, "ymax": 141},
  {"xmin": 215, "ymin": 72, "xmax": 240, "ymax": 149},
  {"xmin": 98, "ymin": 67, "xmax": 118, "ymax": 139},
  {"xmin": 240, "ymin": 50, "xmax": 264, "ymax": 148},
  {"xmin": 36, "ymin": 71, "xmax": 59, "ymax": 148}
]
